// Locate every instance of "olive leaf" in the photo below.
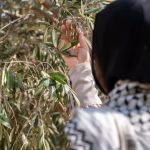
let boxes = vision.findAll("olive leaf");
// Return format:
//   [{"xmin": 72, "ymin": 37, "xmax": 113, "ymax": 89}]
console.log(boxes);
[{"xmin": 52, "ymin": 28, "xmax": 59, "ymax": 48}]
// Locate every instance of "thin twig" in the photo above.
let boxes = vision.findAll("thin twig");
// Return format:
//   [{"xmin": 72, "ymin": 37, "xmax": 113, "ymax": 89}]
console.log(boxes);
[
  {"xmin": 3, "ymin": 9, "xmax": 22, "ymax": 19},
  {"xmin": 2, "ymin": 61, "xmax": 35, "ymax": 64},
  {"xmin": 32, "ymin": 7, "xmax": 59, "ymax": 23},
  {"xmin": 0, "ymin": 14, "xmax": 29, "ymax": 31},
  {"xmin": 0, "ymin": 24, "xmax": 13, "ymax": 43}
]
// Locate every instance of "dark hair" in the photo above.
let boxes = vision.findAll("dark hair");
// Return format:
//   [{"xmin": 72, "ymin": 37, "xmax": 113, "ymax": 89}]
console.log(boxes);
[{"xmin": 92, "ymin": 0, "xmax": 150, "ymax": 93}]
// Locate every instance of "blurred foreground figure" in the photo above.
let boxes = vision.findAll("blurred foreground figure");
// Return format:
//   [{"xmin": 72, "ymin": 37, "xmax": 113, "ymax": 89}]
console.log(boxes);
[{"xmin": 63, "ymin": 0, "xmax": 150, "ymax": 149}]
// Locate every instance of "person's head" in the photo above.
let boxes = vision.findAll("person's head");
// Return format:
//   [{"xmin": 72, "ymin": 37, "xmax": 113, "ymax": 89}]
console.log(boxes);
[{"xmin": 92, "ymin": 0, "xmax": 150, "ymax": 94}]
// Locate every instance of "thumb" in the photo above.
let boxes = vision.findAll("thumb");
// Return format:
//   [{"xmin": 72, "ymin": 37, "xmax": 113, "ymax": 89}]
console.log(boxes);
[{"xmin": 78, "ymin": 29, "xmax": 88, "ymax": 49}]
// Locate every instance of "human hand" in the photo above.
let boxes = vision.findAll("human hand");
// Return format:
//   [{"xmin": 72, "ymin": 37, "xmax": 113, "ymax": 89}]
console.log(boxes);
[{"xmin": 61, "ymin": 20, "xmax": 90, "ymax": 70}]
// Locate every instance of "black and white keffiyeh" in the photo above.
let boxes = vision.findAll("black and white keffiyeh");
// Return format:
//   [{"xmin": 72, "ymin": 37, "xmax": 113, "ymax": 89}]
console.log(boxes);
[
  {"xmin": 65, "ymin": 80, "xmax": 150, "ymax": 150},
  {"xmin": 106, "ymin": 80, "xmax": 150, "ymax": 131}
]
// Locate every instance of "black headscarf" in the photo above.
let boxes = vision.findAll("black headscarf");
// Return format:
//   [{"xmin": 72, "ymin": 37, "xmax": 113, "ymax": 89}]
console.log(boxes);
[{"xmin": 92, "ymin": 0, "xmax": 150, "ymax": 93}]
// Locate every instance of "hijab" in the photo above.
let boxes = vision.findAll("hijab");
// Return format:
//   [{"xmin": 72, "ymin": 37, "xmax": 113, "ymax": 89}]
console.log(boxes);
[{"xmin": 92, "ymin": 0, "xmax": 150, "ymax": 93}]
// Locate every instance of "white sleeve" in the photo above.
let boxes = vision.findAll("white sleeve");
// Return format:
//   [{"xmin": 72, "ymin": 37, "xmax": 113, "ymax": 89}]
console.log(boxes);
[{"xmin": 69, "ymin": 62, "xmax": 102, "ymax": 107}]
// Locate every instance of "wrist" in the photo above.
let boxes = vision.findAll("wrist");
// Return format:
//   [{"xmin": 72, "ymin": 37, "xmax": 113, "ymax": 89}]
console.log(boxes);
[{"xmin": 68, "ymin": 62, "xmax": 91, "ymax": 77}]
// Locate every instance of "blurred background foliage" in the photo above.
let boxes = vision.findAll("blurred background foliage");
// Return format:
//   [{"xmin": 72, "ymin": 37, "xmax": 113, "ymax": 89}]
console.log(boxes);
[{"xmin": 0, "ymin": 0, "xmax": 112, "ymax": 149}]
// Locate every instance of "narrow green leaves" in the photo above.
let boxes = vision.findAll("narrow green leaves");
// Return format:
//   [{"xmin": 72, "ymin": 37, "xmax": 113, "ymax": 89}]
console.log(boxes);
[
  {"xmin": 35, "ymin": 71, "xmax": 67, "ymax": 95},
  {"xmin": 0, "ymin": 105, "xmax": 11, "ymax": 129},
  {"xmin": 50, "ymin": 72, "xmax": 67, "ymax": 85},
  {"xmin": 60, "ymin": 42, "xmax": 72, "ymax": 52},
  {"xmin": 5, "ymin": 70, "xmax": 24, "ymax": 94},
  {"xmin": 35, "ymin": 79, "xmax": 45, "ymax": 95},
  {"xmin": 52, "ymin": 28, "xmax": 59, "ymax": 48}
]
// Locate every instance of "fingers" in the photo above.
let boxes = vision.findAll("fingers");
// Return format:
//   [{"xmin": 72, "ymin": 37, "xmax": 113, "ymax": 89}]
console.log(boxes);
[
  {"xmin": 64, "ymin": 21, "xmax": 87, "ymax": 48},
  {"xmin": 78, "ymin": 28, "xmax": 88, "ymax": 49},
  {"xmin": 61, "ymin": 19, "xmax": 88, "ymax": 55},
  {"xmin": 61, "ymin": 20, "xmax": 73, "ymax": 42},
  {"xmin": 61, "ymin": 24, "xmax": 66, "ymax": 33},
  {"xmin": 66, "ymin": 20, "xmax": 71, "ymax": 31},
  {"xmin": 66, "ymin": 20, "xmax": 76, "ymax": 40},
  {"xmin": 60, "ymin": 20, "xmax": 72, "ymax": 36},
  {"xmin": 60, "ymin": 25, "xmax": 67, "ymax": 42}
]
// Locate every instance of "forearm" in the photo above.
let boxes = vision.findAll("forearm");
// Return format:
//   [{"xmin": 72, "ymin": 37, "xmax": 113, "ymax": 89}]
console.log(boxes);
[{"xmin": 69, "ymin": 62, "xmax": 102, "ymax": 107}]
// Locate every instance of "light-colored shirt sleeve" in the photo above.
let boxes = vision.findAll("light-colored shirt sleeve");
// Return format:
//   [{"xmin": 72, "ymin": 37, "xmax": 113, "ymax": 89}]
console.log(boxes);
[{"xmin": 68, "ymin": 62, "xmax": 102, "ymax": 107}]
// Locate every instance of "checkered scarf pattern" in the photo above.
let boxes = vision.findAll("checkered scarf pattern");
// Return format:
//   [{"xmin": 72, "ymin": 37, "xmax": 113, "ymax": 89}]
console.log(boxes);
[
  {"xmin": 106, "ymin": 80, "xmax": 150, "ymax": 131},
  {"xmin": 65, "ymin": 80, "xmax": 150, "ymax": 150}
]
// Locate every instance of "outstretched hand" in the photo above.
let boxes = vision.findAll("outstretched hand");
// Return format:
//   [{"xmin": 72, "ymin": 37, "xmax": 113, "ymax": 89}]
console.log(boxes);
[{"xmin": 61, "ymin": 20, "xmax": 90, "ymax": 70}]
